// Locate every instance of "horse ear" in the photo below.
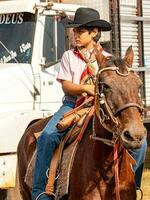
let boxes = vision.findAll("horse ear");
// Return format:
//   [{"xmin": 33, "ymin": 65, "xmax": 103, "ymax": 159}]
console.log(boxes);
[
  {"xmin": 94, "ymin": 44, "xmax": 107, "ymax": 69},
  {"xmin": 124, "ymin": 45, "xmax": 134, "ymax": 67}
]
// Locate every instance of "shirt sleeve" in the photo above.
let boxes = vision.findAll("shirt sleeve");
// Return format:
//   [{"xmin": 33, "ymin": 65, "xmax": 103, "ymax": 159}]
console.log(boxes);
[{"xmin": 57, "ymin": 51, "xmax": 72, "ymax": 82}]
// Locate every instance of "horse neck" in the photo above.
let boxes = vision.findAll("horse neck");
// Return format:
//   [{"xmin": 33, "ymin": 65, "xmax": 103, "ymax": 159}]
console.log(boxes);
[
  {"xmin": 92, "ymin": 115, "xmax": 113, "ymax": 163},
  {"xmin": 91, "ymin": 115, "xmax": 135, "ymax": 183}
]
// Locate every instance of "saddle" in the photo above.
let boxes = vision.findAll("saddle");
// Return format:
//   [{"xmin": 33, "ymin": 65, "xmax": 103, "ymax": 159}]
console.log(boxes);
[{"xmin": 45, "ymin": 97, "xmax": 94, "ymax": 198}]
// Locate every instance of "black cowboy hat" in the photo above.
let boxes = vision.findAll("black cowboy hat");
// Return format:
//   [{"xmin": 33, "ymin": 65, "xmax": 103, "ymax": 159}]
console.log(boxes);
[{"xmin": 64, "ymin": 7, "xmax": 111, "ymax": 31}]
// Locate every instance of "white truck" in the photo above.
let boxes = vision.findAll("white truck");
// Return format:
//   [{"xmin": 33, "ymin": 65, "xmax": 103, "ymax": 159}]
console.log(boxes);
[{"xmin": 0, "ymin": 0, "xmax": 83, "ymax": 199}]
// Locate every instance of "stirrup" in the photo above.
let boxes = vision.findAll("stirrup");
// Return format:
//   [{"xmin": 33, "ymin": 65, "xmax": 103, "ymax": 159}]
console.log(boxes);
[
  {"xmin": 136, "ymin": 187, "xmax": 143, "ymax": 200},
  {"xmin": 35, "ymin": 192, "xmax": 55, "ymax": 200},
  {"xmin": 35, "ymin": 192, "xmax": 47, "ymax": 200}
]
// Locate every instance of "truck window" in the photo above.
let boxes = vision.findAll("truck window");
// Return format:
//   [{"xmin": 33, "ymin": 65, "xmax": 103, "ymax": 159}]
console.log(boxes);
[
  {"xmin": 43, "ymin": 16, "xmax": 56, "ymax": 63},
  {"xmin": 43, "ymin": 15, "xmax": 66, "ymax": 64},
  {"xmin": 57, "ymin": 19, "xmax": 66, "ymax": 59},
  {"xmin": 0, "ymin": 13, "xmax": 35, "ymax": 64}
]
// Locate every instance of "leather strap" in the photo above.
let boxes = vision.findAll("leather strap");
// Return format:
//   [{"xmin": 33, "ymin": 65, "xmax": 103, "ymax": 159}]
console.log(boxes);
[
  {"xmin": 45, "ymin": 147, "xmax": 59, "ymax": 196},
  {"xmin": 63, "ymin": 96, "xmax": 94, "ymax": 118},
  {"xmin": 114, "ymin": 143, "xmax": 120, "ymax": 200},
  {"xmin": 77, "ymin": 106, "xmax": 95, "ymax": 142}
]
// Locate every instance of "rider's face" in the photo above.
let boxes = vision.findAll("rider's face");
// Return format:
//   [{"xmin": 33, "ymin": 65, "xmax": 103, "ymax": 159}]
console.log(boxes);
[{"xmin": 73, "ymin": 27, "xmax": 98, "ymax": 49}]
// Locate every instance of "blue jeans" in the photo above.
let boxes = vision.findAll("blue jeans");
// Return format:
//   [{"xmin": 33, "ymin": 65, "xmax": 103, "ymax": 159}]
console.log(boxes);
[
  {"xmin": 130, "ymin": 138, "xmax": 147, "ymax": 188},
  {"xmin": 32, "ymin": 99, "xmax": 75, "ymax": 200}
]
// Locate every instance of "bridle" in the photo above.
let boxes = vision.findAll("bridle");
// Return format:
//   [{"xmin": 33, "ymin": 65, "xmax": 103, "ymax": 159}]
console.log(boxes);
[{"xmin": 90, "ymin": 66, "xmax": 144, "ymax": 146}]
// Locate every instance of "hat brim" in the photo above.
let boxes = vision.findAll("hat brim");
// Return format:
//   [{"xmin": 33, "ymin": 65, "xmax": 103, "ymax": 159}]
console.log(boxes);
[{"xmin": 62, "ymin": 19, "xmax": 111, "ymax": 31}]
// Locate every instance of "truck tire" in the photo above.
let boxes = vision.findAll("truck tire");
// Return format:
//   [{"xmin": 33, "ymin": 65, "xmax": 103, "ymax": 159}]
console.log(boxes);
[
  {"xmin": 0, "ymin": 189, "xmax": 7, "ymax": 200},
  {"xmin": 0, "ymin": 188, "xmax": 22, "ymax": 200}
]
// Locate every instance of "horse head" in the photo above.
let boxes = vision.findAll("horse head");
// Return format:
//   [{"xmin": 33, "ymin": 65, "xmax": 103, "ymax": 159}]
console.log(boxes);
[{"xmin": 94, "ymin": 45, "xmax": 147, "ymax": 149}]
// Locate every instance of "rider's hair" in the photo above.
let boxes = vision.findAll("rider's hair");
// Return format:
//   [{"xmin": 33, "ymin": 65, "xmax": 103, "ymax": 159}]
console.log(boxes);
[{"xmin": 82, "ymin": 26, "xmax": 101, "ymax": 42}]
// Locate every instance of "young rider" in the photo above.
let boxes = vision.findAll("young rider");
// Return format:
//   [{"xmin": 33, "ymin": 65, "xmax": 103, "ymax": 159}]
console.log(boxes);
[{"xmin": 32, "ymin": 7, "xmax": 147, "ymax": 200}]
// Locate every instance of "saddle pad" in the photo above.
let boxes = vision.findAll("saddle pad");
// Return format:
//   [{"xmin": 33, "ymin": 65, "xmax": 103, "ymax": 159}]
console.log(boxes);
[
  {"xmin": 24, "ymin": 132, "xmax": 42, "ymax": 188},
  {"xmin": 55, "ymin": 140, "xmax": 78, "ymax": 200},
  {"xmin": 24, "ymin": 150, "xmax": 36, "ymax": 189}
]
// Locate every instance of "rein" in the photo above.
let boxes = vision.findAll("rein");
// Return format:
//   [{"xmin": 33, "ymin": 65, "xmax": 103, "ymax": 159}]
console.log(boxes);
[{"xmin": 114, "ymin": 102, "xmax": 143, "ymax": 116}]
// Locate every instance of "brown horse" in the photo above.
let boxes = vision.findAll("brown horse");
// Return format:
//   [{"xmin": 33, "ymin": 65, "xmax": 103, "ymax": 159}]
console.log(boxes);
[{"xmin": 17, "ymin": 46, "xmax": 147, "ymax": 200}]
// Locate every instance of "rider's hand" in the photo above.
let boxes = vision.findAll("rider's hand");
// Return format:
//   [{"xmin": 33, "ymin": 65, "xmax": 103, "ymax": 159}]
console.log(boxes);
[{"xmin": 83, "ymin": 85, "xmax": 95, "ymax": 96}]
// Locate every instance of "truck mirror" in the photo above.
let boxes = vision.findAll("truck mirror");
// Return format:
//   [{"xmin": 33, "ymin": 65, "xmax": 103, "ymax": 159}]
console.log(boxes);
[{"xmin": 40, "ymin": 57, "xmax": 46, "ymax": 67}]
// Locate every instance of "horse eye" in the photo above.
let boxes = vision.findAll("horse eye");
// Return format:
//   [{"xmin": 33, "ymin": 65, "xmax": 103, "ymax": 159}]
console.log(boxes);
[
  {"xmin": 98, "ymin": 81, "xmax": 112, "ymax": 94},
  {"xmin": 103, "ymin": 84, "xmax": 112, "ymax": 93}
]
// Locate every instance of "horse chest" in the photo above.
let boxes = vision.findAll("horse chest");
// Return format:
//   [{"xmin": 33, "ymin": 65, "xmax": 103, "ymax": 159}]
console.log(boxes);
[
  {"xmin": 83, "ymin": 188, "xmax": 102, "ymax": 200},
  {"xmin": 69, "ymin": 187, "xmax": 102, "ymax": 200}
]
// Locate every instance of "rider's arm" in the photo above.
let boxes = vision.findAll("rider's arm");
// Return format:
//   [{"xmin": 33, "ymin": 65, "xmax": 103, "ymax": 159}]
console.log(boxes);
[{"xmin": 61, "ymin": 80, "xmax": 95, "ymax": 96}]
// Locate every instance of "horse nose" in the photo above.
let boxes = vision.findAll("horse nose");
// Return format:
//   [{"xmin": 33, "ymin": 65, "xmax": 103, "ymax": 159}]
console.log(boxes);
[
  {"xmin": 121, "ymin": 126, "xmax": 147, "ymax": 144},
  {"xmin": 122, "ymin": 130, "xmax": 144, "ymax": 142}
]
